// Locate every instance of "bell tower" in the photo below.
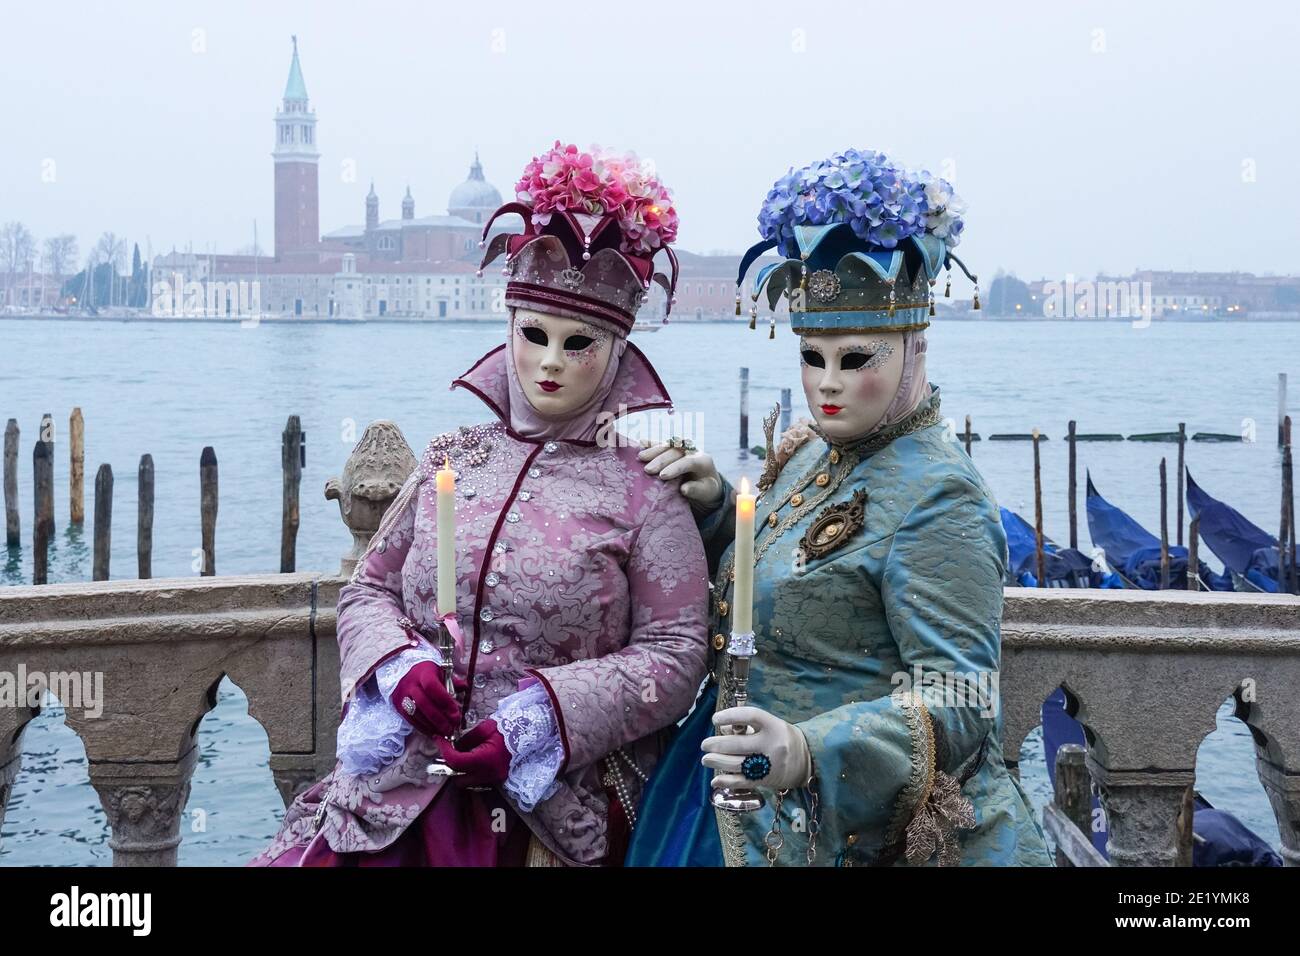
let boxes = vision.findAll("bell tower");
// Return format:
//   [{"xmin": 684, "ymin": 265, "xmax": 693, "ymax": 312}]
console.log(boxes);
[{"xmin": 273, "ymin": 36, "xmax": 319, "ymax": 258}]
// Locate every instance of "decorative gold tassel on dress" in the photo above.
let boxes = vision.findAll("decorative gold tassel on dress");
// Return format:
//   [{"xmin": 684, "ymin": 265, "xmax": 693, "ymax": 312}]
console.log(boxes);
[
  {"xmin": 735, "ymin": 288, "xmax": 742, "ymax": 316},
  {"xmin": 944, "ymin": 271, "xmax": 951, "ymax": 298},
  {"xmin": 973, "ymin": 281, "xmax": 981, "ymax": 311},
  {"xmin": 929, "ymin": 292, "xmax": 936, "ymax": 316},
  {"xmin": 749, "ymin": 302, "xmax": 757, "ymax": 330},
  {"xmin": 888, "ymin": 283, "xmax": 896, "ymax": 317},
  {"xmin": 769, "ymin": 314, "xmax": 776, "ymax": 339}
]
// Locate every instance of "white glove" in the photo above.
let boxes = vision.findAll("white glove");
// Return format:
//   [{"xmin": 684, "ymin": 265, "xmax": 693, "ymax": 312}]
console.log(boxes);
[
  {"xmin": 638, "ymin": 441, "xmax": 725, "ymax": 512},
  {"xmin": 701, "ymin": 706, "xmax": 812, "ymax": 791}
]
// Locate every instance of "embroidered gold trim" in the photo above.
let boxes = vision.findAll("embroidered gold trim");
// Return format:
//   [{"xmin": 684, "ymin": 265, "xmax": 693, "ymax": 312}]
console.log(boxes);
[{"xmin": 881, "ymin": 690, "xmax": 936, "ymax": 855}]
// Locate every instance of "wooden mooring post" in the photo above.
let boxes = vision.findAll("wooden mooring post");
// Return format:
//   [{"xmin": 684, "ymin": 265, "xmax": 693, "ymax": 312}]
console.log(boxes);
[
  {"xmin": 964, "ymin": 414, "xmax": 972, "ymax": 457},
  {"xmin": 1159, "ymin": 458, "xmax": 1171, "ymax": 590},
  {"xmin": 70, "ymin": 407, "xmax": 85, "ymax": 524},
  {"xmin": 1067, "ymin": 419, "xmax": 1077, "ymax": 549},
  {"xmin": 738, "ymin": 367, "xmax": 749, "ymax": 460},
  {"xmin": 200, "ymin": 446, "xmax": 218, "ymax": 576},
  {"xmin": 1176, "ymin": 422, "xmax": 1186, "ymax": 547},
  {"xmin": 4, "ymin": 418, "xmax": 18, "ymax": 547},
  {"xmin": 92, "ymin": 463, "xmax": 112, "ymax": 581},
  {"xmin": 1282, "ymin": 416, "xmax": 1296, "ymax": 594},
  {"xmin": 38, "ymin": 413, "xmax": 54, "ymax": 535},
  {"xmin": 138, "ymin": 454, "xmax": 154, "ymax": 579},
  {"xmin": 1187, "ymin": 515, "xmax": 1201, "ymax": 591},
  {"xmin": 32, "ymin": 438, "xmax": 53, "ymax": 584},
  {"xmin": 1280, "ymin": 373, "xmax": 1289, "ymax": 448},
  {"xmin": 281, "ymin": 416, "xmax": 303, "ymax": 573},
  {"xmin": 1032, "ymin": 428, "xmax": 1045, "ymax": 586}
]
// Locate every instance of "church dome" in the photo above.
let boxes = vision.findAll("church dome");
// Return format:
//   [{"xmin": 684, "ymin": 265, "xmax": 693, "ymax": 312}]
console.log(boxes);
[{"xmin": 448, "ymin": 153, "xmax": 502, "ymax": 224}]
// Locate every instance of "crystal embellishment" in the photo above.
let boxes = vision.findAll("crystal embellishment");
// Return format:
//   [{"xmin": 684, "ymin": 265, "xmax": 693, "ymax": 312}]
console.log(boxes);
[
  {"xmin": 485, "ymin": 572, "xmax": 500, "ymax": 587},
  {"xmin": 544, "ymin": 442, "xmax": 559, "ymax": 454},
  {"xmin": 479, "ymin": 608, "xmax": 494, "ymax": 623},
  {"xmin": 506, "ymin": 511, "xmax": 521, "ymax": 523}
]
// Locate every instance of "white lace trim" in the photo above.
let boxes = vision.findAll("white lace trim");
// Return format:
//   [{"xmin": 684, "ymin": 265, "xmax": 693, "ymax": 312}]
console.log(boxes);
[
  {"xmin": 335, "ymin": 643, "xmax": 442, "ymax": 777},
  {"xmin": 496, "ymin": 683, "xmax": 564, "ymax": 813}
]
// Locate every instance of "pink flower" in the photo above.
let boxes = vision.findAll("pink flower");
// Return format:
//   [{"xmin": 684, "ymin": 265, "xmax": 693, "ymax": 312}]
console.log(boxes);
[{"xmin": 513, "ymin": 141, "xmax": 678, "ymax": 255}]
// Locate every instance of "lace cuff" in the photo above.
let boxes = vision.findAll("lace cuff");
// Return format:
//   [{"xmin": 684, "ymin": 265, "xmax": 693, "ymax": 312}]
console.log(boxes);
[
  {"xmin": 335, "ymin": 643, "xmax": 443, "ymax": 777},
  {"xmin": 495, "ymin": 683, "xmax": 564, "ymax": 813}
]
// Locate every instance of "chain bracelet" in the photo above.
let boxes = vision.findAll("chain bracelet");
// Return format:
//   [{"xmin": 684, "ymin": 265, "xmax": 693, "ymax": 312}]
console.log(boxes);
[
  {"xmin": 806, "ymin": 778, "xmax": 821, "ymax": 865},
  {"xmin": 764, "ymin": 789, "xmax": 788, "ymax": 866}
]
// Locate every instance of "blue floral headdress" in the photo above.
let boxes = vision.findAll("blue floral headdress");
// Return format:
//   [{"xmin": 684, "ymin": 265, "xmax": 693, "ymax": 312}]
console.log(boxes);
[{"xmin": 737, "ymin": 148, "xmax": 979, "ymax": 337}]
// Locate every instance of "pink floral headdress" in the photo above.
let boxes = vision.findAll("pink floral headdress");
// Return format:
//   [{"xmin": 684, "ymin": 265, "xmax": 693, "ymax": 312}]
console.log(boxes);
[{"xmin": 478, "ymin": 141, "xmax": 681, "ymax": 337}]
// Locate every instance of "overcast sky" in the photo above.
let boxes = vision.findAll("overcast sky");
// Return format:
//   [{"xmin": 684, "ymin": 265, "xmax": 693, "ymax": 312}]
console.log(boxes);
[{"xmin": 3, "ymin": 0, "xmax": 1297, "ymax": 279}]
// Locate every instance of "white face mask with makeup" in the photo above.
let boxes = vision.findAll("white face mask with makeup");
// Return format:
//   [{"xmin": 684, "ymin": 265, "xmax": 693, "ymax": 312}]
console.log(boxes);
[
  {"xmin": 799, "ymin": 331, "xmax": 907, "ymax": 442},
  {"xmin": 510, "ymin": 308, "xmax": 616, "ymax": 418}
]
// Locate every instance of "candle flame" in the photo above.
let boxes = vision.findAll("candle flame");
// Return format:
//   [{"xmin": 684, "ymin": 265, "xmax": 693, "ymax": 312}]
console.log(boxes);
[
  {"xmin": 443, "ymin": 454, "xmax": 451, "ymax": 470},
  {"xmin": 739, "ymin": 476, "xmax": 751, "ymax": 495}
]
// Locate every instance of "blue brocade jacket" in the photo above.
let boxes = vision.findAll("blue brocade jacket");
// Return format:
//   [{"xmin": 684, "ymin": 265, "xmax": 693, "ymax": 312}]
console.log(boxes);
[{"xmin": 629, "ymin": 387, "xmax": 1053, "ymax": 867}]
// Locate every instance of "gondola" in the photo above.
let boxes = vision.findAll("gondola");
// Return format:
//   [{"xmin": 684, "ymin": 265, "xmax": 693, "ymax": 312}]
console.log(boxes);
[
  {"xmin": 999, "ymin": 508, "xmax": 1122, "ymax": 588},
  {"xmin": 1185, "ymin": 470, "xmax": 1284, "ymax": 592},
  {"xmin": 1084, "ymin": 472, "xmax": 1233, "ymax": 590}
]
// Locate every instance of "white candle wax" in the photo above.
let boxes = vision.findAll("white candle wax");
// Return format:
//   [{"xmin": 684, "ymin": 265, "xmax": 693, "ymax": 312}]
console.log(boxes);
[
  {"xmin": 733, "ymin": 477, "xmax": 755, "ymax": 634},
  {"xmin": 436, "ymin": 457, "xmax": 457, "ymax": 616}
]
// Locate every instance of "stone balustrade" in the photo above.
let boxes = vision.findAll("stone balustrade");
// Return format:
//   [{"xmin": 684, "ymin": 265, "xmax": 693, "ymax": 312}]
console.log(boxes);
[{"xmin": 1, "ymin": 422, "xmax": 1297, "ymax": 865}]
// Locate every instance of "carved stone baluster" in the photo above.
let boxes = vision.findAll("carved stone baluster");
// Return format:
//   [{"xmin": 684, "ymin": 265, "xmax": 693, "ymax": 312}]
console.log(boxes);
[
  {"xmin": 1256, "ymin": 760, "xmax": 1300, "ymax": 867},
  {"xmin": 0, "ymin": 707, "xmax": 36, "ymax": 843},
  {"xmin": 1088, "ymin": 757, "xmax": 1193, "ymax": 866},
  {"xmin": 325, "ymin": 420, "xmax": 417, "ymax": 578},
  {"xmin": 90, "ymin": 748, "xmax": 197, "ymax": 867}
]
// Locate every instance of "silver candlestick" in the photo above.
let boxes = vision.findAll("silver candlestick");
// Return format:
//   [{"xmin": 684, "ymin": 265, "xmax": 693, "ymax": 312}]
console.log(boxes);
[
  {"xmin": 426, "ymin": 615, "xmax": 464, "ymax": 778},
  {"xmin": 711, "ymin": 630, "xmax": 764, "ymax": 813}
]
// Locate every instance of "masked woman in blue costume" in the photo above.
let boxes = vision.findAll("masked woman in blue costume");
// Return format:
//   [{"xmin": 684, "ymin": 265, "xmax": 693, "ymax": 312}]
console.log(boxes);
[{"xmin": 628, "ymin": 149, "xmax": 1052, "ymax": 866}]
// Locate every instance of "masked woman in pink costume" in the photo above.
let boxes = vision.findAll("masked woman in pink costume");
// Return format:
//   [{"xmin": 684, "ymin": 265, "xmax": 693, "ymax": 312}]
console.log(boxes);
[{"xmin": 251, "ymin": 143, "xmax": 709, "ymax": 867}]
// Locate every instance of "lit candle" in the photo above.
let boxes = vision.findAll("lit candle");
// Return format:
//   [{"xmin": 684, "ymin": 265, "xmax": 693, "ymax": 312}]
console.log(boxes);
[
  {"xmin": 733, "ymin": 476, "xmax": 755, "ymax": 634},
  {"xmin": 436, "ymin": 456, "xmax": 457, "ymax": 616}
]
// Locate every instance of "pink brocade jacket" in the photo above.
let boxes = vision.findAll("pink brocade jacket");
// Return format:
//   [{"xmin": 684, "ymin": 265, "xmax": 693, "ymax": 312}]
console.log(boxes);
[{"xmin": 251, "ymin": 343, "xmax": 710, "ymax": 866}]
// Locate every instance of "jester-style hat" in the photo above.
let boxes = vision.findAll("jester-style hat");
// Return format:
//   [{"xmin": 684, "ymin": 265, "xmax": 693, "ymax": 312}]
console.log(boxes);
[
  {"xmin": 477, "ymin": 142, "xmax": 680, "ymax": 336},
  {"xmin": 736, "ymin": 148, "xmax": 979, "ymax": 338}
]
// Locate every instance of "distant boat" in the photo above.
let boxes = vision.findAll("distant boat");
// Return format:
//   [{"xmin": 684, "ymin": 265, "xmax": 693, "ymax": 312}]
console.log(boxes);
[
  {"xmin": 1085, "ymin": 473, "xmax": 1232, "ymax": 590},
  {"xmin": 1185, "ymin": 471, "xmax": 1283, "ymax": 592},
  {"xmin": 632, "ymin": 320, "xmax": 664, "ymax": 333}
]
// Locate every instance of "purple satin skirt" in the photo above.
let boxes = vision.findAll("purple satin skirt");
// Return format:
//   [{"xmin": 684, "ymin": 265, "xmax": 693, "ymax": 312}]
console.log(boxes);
[{"xmin": 271, "ymin": 785, "xmax": 533, "ymax": 867}]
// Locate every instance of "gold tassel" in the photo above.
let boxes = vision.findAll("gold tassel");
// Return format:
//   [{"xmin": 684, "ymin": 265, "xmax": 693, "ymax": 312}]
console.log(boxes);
[
  {"xmin": 734, "ymin": 288, "xmax": 742, "ymax": 316},
  {"xmin": 749, "ymin": 303, "xmax": 757, "ymax": 330},
  {"xmin": 888, "ymin": 285, "xmax": 896, "ymax": 317},
  {"xmin": 929, "ymin": 293, "xmax": 936, "ymax": 317},
  {"xmin": 768, "ymin": 319, "xmax": 775, "ymax": 339},
  {"xmin": 973, "ymin": 283, "xmax": 981, "ymax": 311},
  {"xmin": 944, "ymin": 272, "xmax": 951, "ymax": 298}
]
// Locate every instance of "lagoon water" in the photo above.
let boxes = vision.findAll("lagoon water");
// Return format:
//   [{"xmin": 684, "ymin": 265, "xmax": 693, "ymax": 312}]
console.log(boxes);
[{"xmin": 1, "ymin": 317, "xmax": 1294, "ymax": 863}]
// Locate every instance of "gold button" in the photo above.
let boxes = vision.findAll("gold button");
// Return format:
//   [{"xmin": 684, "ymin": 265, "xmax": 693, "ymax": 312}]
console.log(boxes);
[
  {"xmin": 846, "ymin": 833, "xmax": 858, "ymax": 846},
  {"xmin": 767, "ymin": 513, "xmax": 779, "ymax": 527},
  {"xmin": 712, "ymin": 633, "xmax": 726, "ymax": 651},
  {"xmin": 717, "ymin": 600, "xmax": 729, "ymax": 617},
  {"xmin": 815, "ymin": 473, "xmax": 830, "ymax": 487},
  {"xmin": 830, "ymin": 449, "xmax": 841, "ymax": 464},
  {"xmin": 791, "ymin": 493, "xmax": 804, "ymax": 507}
]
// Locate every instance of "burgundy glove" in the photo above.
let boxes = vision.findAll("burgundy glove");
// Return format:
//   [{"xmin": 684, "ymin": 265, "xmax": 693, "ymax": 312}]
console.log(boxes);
[
  {"xmin": 391, "ymin": 661, "xmax": 463, "ymax": 739},
  {"xmin": 437, "ymin": 718, "xmax": 511, "ymax": 789}
]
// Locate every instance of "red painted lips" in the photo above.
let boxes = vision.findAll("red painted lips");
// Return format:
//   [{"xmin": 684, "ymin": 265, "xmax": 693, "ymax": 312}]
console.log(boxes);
[
  {"xmin": 538, "ymin": 381, "xmax": 562, "ymax": 393},
  {"xmin": 820, "ymin": 404, "xmax": 843, "ymax": 416}
]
